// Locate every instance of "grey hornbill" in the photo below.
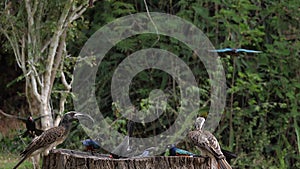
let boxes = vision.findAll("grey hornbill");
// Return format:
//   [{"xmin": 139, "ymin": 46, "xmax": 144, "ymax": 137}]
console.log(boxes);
[
  {"xmin": 13, "ymin": 111, "xmax": 93, "ymax": 169},
  {"xmin": 0, "ymin": 109, "xmax": 44, "ymax": 138},
  {"xmin": 188, "ymin": 117, "xmax": 233, "ymax": 169}
]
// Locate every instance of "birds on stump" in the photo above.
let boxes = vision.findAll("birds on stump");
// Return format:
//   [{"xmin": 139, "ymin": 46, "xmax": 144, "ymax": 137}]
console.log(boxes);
[
  {"xmin": 188, "ymin": 117, "xmax": 233, "ymax": 169},
  {"xmin": 13, "ymin": 111, "xmax": 93, "ymax": 169}
]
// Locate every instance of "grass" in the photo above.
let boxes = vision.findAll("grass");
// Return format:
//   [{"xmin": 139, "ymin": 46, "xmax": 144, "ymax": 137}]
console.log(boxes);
[{"xmin": 0, "ymin": 152, "xmax": 33, "ymax": 169}]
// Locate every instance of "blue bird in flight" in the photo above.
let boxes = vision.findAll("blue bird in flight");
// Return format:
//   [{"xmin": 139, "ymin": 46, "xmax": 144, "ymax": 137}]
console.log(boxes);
[{"xmin": 209, "ymin": 48, "xmax": 262, "ymax": 53}]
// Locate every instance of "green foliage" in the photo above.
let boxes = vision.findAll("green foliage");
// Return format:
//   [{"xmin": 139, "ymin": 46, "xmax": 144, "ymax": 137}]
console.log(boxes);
[
  {"xmin": 90, "ymin": 0, "xmax": 300, "ymax": 168},
  {"xmin": 1, "ymin": 0, "xmax": 300, "ymax": 168},
  {"xmin": 0, "ymin": 152, "xmax": 33, "ymax": 169}
]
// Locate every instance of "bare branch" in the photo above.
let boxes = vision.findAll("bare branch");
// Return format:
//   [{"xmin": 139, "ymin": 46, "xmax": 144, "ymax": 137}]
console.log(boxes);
[
  {"xmin": 25, "ymin": 70, "xmax": 32, "ymax": 77},
  {"xmin": 37, "ymin": 2, "xmax": 45, "ymax": 55},
  {"xmin": 55, "ymin": 63, "xmax": 73, "ymax": 127},
  {"xmin": 41, "ymin": 39, "xmax": 51, "ymax": 53},
  {"xmin": 60, "ymin": 31, "xmax": 73, "ymax": 92},
  {"xmin": 48, "ymin": 30, "xmax": 67, "ymax": 102},
  {"xmin": 30, "ymin": 73, "xmax": 41, "ymax": 101},
  {"xmin": 25, "ymin": 0, "xmax": 34, "ymax": 26},
  {"xmin": 0, "ymin": 109, "xmax": 23, "ymax": 120},
  {"xmin": 21, "ymin": 35, "xmax": 27, "ymax": 71},
  {"xmin": 31, "ymin": 64, "xmax": 43, "ymax": 87},
  {"xmin": 46, "ymin": 1, "xmax": 73, "ymax": 77},
  {"xmin": 1, "ymin": 30, "xmax": 22, "ymax": 68},
  {"xmin": 36, "ymin": 1, "xmax": 45, "ymax": 23},
  {"xmin": 32, "ymin": 0, "xmax": 38, "ymax": 15},
  {"xmin": 143, "ymin": 0, "xmax": 160, "ymax": 47},
  {"xmin": 61, "ymin": 71, "xmax": 72, "ymax": 90},
  {"xmin": 68, "ymin": 4, "xmax": 88, "ymax": 22}
]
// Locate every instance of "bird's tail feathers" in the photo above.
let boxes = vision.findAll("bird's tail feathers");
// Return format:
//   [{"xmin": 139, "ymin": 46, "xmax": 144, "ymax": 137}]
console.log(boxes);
[
  {"xmin": 218, "ymin": 158, "xmax": 232, "ymax": 169},
  {"xmin": 13, "ymin": 156, "xmax": 27, "ymax": 169},
  {"xmin": 20, "ymin": 145, "xmax": 36, "ymax": 157},
  {"xmin": 21, "ymin": 130, "xmax": 29, "ymax": 138},
  {"xmin": 221, "ymin": 148, "xmax": 237, "ymax": 160},
  {"xmin": 127, "ymin": 120, "xmax": 134, "ymax": 137},
  {"xmin": 35, "ymin": 129, "xmax": 44, "ymax": 136}
]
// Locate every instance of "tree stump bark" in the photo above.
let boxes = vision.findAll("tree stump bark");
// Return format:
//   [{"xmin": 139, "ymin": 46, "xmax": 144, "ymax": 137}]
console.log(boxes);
[{"xmin": 42, "ymin": 149, "xmax": 211, "ymax": 169}]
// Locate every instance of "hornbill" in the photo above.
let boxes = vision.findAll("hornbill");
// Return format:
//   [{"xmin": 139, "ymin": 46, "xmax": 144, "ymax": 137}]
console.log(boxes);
[
  {"xmin": 13, "ymin": 111, "xmax": 93, "ymax": 169},
  {"xmin": 0, "ymin": 109, "xmax": 44, "ymax": 138},
  {"xmin": 188, "ymin": 117, "xmax": 233, "ymax": 169}
]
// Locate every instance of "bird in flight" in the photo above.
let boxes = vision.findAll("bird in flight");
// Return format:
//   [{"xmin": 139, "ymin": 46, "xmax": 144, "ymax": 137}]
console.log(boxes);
[
  {"xmin": 13, "ymin": 111, "xmax": 93, "ymax": 169},
  {"xmin": 188, "ymin": 117, "xmax": 232, "ymax": 169},
  {"xmin": 208, "ymin": 48, "xmax": 262, "ymax": 53},
  {"xmin": 0, "ymin": 110, "xmax": 44, "ymax": 138},
  {"xmin": 22, "ymin": 116, "xmax": 44, "ymax": 138}
]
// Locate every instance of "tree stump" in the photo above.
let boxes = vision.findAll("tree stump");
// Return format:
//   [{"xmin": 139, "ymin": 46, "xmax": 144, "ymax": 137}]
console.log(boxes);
[{"xmin": 42, "ymin": 149, "xmax": 211, "ymax": 169}]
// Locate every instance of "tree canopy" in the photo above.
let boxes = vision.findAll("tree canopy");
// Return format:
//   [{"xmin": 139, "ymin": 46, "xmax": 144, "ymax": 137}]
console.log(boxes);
[{"xmin": 0, "ymin": 0, "xmax": 299, "ymax": 168}]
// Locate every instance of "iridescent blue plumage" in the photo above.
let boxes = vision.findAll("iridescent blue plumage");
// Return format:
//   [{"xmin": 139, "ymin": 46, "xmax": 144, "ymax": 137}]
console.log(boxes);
[
  {"xmin": 82, "ymin": 139, "xmax": 100, "ymax": 151},
  {"xmin": 209, "ymin": 48, "xmax": 262, "ymax": 53},
  {"xmin": 168, "ymin": 144, "xmax": 199, "ymax": 157}
]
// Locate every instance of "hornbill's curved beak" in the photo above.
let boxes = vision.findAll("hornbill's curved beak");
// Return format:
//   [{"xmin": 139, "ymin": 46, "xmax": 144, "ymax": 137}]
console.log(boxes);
[{"xmin": 71, "ymin": 111, "xmax": 94, "ymax": 123}]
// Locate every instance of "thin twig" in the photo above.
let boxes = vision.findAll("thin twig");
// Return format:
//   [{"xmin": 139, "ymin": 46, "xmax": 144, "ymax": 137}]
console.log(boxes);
[
  {"xmin": 143, "ymin": 0, "xmax": 160, "ymax": 47},
  {"xmin": 0, "ymin": 109, "xmax": 20, "ymax": 119}
]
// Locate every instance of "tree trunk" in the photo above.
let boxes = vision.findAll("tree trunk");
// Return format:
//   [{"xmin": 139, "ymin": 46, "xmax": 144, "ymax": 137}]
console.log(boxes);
[
  {"xmin": 42, "ymin": 149, "xmax": 211, "ymax": 169},
  {"xmin": 40, "ymin": 93, "xmax": 53, "ymax": 130}
]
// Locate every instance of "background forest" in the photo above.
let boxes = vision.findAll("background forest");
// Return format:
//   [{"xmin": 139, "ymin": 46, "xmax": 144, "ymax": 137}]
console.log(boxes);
[{"xmin": 0, "ymin": 0, "xmax": 299, "ymax": 168}]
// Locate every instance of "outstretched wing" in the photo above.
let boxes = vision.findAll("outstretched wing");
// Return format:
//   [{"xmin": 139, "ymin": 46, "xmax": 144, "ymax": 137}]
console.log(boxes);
[
  {"xmin": 208, "ymin": 48, "xmax": 233, "ymax": 53},
  {"xmin": 33, "ymin": 115, "xmax": 48, "ymax": 121},
  {"xmin": 236, "ymin": 48, "xmax": 262, "ymax": 53},
  {"xmin": 0, "ymin": 110, "xmax": 27, "ymax": 122}
]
